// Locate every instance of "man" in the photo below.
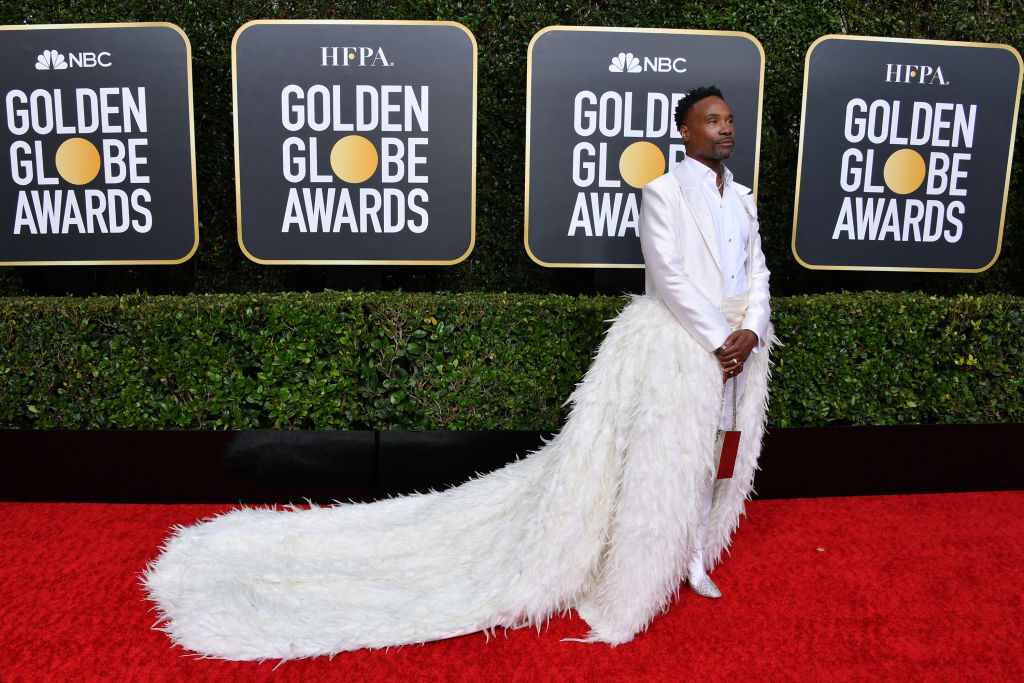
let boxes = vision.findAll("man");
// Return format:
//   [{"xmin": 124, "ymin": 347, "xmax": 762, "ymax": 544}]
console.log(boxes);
[
  {"xmin": 638, "ymin": 85, "xmax": 771, "ymax": 599},
  {"xmin": 142, "ymin": 86, "xmax": 773, "ymax": 660}
]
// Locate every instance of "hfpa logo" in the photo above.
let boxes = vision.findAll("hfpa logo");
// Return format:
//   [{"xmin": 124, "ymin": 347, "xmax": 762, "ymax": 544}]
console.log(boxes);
[
  {"xmin": 885, "ymin": 63, "xmax": 948, "ymax": 85},
  {"xmin": 320, "ymin": 46, "xmax": 393, "ymax": 67},
  {"xmin": 608, "ymin": 51, "xmax": 687, "ymax": 74},
  {"xmin": 35, "ymin": 49, "xmax": 112, "ymax": 70}
]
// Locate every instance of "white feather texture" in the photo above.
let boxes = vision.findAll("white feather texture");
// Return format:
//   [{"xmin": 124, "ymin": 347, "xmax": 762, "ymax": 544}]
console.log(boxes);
[{"xmin": 143, "ymin": 296, "xmax": 773, "ymax": 660}]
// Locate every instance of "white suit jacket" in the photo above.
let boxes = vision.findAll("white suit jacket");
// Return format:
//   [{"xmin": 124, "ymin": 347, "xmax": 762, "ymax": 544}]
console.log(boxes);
[{"xmin": 638, "ymin": 161, "xmax": 771, "ymax": 353}]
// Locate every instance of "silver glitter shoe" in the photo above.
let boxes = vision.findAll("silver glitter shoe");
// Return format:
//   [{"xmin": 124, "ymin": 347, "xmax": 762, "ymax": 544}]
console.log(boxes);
[{"xmin": 688, "ymin": 576, "xmax": 722, "ymax": 599}]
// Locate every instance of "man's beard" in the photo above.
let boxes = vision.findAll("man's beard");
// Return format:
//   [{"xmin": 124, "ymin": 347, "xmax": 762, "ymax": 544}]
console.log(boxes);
[{"xmin": 712, "ymin": 140, "xmax": 734, "ymax": 160}]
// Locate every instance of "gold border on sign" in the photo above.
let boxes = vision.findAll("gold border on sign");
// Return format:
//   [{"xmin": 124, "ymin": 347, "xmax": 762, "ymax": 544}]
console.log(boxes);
[
  {"xmin": 523, "ymin": 25, "xmax": 766, "ymax": 269},
  {"xmin": 232, "ymin": 20, "xmax": 477, "ymax": 266},
  {"xmin": 0, "ymin": 22, "xmax": 199, "ymax": 267},
  {"xmin": 791, "ymin": 34, "xmax": 1023, "ymax": 273}
]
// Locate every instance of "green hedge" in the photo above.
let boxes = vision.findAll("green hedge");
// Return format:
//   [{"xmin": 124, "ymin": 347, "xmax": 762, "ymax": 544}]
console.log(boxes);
[
  {"xmin": 2, "ymin": 291, "xmax": 1020, "ymax": 429},
  {"xmin": 0, "ymin": 0, "xmax": 1022, "ymax": 297}
]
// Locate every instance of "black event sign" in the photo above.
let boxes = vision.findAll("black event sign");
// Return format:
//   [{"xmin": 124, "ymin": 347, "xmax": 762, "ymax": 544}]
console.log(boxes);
[
  {"xmin": 525, "ymin": 27, "xmax": 763, "ymax": 267},
  {"xmin": 234, "ymin": 21, "xmax": 476, "ymax": 264},
  {"xmin": 0, "ymin": 23, "xmax": 197, "ymax": 265},
  {"xmin": 793, "ymin": 36, "xmax": 1022, "ymax": 272}
]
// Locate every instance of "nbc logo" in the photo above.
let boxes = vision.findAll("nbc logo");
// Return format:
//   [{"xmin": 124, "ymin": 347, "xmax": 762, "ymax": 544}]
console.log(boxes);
[
  {"xmin": 609, "ymin": 52, "xmax": 641, "ymax": 73},
  {"xmin": 34, "ymin": 49, "xmax": 111, "ymax": 70},
  {"xmin": 608, "ymin": 52, "xmax": 688, "ymax": 74},
  {"xmin": 35, "ymin": 50, "xmax": 68, "ymax": 70}
]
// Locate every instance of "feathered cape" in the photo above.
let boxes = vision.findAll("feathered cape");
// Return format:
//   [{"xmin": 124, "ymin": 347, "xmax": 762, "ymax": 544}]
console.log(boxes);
[{"xmin": 143, "ymin": 296, "xmax": 773, "ymax": 660}]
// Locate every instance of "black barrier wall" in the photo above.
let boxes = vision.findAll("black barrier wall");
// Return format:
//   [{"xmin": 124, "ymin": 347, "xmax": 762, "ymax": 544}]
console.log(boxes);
[
  {"xmin": 1, "ymin": 1, "xmax": 1022, "ymax": 297},
  {"xmin": 4, "ymin": 426, "xmax": 1021, "ymax": 504}
]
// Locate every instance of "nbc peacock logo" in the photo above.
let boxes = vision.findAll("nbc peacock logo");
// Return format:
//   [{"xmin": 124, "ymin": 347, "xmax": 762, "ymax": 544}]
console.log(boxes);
[
  {"xmin": 33, "ymin": 49, "xmax": 111, "ymax": 70},
  {"xmin": 608, "ymin": 51, "xmax": 687, "ymax": 74},
  {"xmin": 35, "ymin": 50, "xmax": 68, "ymax": 70},
  {"xmin": 608, "ymin": 52, "xmax": 641, "ymax": 73}
]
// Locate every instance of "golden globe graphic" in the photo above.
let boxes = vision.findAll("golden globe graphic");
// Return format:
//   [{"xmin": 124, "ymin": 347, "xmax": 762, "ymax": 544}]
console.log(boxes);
[
  {"xmin": 55, "ymin": 137, "xmax": 102, "ymax": 185},
  {"xmin": 525, "ymin": 27, "xmax": 764, "ymax": 267},
  {"xmin": 882, "ymin": 148, "xmax": 927, "ymax": 196},
  {"xmin": 0, "ymin": 23, "xmax": 198, "ymax": 265},
  {"xmin": 618, "ymin": 141, "xmax": 666, "ymax": 189},
  {"xmin": 793, "ymin": 36, "xmax": 1022, "ymax": 272},
  {"xmin": 234, "ymin": 21, "xmax": 476, "ymax": 264},
  {"xmin": 330, "ymin": 135, "xmax": 378, "ymax": 184}
]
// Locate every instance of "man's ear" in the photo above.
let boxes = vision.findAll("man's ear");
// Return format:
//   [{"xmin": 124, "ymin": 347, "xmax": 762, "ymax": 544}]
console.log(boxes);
[{"xmin": 678, "ymin": 124, "xmax": 689, "ymax": 144}]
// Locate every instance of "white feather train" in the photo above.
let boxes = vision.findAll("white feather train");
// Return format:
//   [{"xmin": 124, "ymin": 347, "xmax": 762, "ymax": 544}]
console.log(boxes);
[{"xmin": 142, "ymin": 296, "xmax": 773, "ymax": 660}]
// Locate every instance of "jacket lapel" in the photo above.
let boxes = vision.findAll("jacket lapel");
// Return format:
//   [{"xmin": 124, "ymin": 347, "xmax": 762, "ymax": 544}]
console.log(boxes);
[
  {"xmin": 671, "ymin": 162, "xmax": 722, "ymax": 272},
  {"xmin": 733, "ymin": 183, "xmax": 758, "ymax": 285},
  {"xmin": 733, "ymin": 180, "xmax": 757, "ymax": 221}
]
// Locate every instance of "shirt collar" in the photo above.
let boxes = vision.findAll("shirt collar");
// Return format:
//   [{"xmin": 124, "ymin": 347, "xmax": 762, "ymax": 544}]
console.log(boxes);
[{"xmin": 683, "ymin": 155, "xmax": 733, "ymax": 188}]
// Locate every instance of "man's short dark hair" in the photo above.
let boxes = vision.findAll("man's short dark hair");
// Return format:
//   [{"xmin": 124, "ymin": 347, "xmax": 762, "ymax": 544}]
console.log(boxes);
[{"xmin": 674, "ymin": 85, "xmax": 725, "ymax": 130}]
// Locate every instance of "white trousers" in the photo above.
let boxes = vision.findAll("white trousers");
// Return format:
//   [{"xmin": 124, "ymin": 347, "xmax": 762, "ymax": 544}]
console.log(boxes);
[{"xmin": 692, "ymin": 293, "xmax": 749, "ymax": 580}]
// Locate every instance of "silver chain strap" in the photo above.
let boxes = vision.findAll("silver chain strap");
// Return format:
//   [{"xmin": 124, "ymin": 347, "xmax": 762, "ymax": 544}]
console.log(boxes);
[{"xmin": 716, "ymin": 375, "xmax": 738, "ymax": 442}]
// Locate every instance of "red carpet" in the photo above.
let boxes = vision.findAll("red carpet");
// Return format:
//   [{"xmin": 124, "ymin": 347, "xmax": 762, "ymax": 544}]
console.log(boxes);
[{"xmin": 1, "ymin": 492, "xmax": 1021, "ymax": 681}]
